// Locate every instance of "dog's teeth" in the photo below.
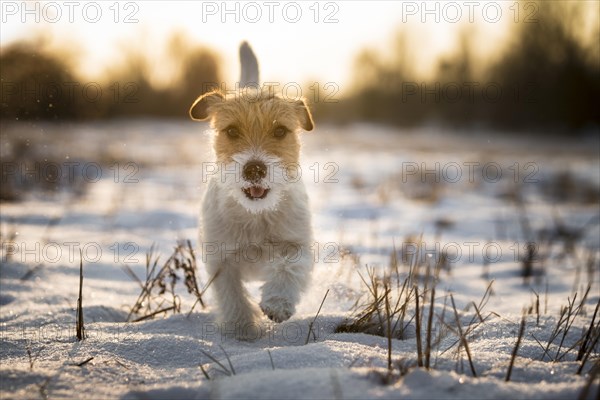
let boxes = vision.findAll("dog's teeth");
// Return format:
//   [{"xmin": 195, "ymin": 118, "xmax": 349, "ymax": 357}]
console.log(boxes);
[{"xmin": 250, "ymin": 186, "xmax": 265, "ymax": 198}]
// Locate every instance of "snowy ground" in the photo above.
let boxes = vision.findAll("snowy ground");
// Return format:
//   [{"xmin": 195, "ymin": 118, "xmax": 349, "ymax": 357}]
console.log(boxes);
[{"xmin": 1, "ymin": 120, "xmax": 599, "ymax": 399}]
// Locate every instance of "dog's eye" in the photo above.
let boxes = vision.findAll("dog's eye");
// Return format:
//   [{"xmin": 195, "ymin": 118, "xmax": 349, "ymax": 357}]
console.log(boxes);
[
  {"xmin": 273, "ymin": 126, "xmax": 288, "ymax": 138},
  {"xmin": 225, "ymin": 126, "xmax": 239, "ymax": 138}
]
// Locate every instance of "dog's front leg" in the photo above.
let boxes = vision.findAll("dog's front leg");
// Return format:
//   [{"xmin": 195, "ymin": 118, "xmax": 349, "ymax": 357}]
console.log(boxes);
[
  {"xmin": 260, "ymin": 245, "xmax": 312, "ymax": 323},
  {"xmin": 210, "ymin": 262, "xmax": 262, "ymax": 338}
]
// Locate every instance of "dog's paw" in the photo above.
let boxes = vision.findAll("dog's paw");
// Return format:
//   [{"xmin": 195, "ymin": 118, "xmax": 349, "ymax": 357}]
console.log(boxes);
[{"xmin": 260, "ymin": 297, "xmax": 295, "ymax": 323}]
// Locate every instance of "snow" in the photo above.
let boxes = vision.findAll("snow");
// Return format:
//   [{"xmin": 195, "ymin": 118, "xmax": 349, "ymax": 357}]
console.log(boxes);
[{"xmin": 1, "ymin": 120, "xmax": 599, "ymax": 399}]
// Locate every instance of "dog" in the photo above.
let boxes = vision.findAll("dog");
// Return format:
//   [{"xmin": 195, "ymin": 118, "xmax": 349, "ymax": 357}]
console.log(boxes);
[{"xmin": 189, "ymin": 42, "xmax": 315, "ymax": 338}]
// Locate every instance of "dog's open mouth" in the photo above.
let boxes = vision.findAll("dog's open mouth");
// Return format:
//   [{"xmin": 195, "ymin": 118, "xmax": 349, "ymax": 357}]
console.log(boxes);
[{"xmin": 243, "ymin": 186, "xmax": 270, "ymax": 200}]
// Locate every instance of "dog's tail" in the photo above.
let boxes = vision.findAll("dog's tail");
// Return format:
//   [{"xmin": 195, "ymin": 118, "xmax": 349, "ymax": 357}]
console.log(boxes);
[{"xmin": 239, "ymin": 41, "xmax": 259, "ymax": 88}]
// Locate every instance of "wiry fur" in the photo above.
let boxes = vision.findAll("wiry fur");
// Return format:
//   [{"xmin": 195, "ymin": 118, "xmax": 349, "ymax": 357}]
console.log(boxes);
[
  {"xmin": 222, "ymin": 148, "xmax": 286, "ymax": 213},
  {"xmin": 189, "ymin": 44, "xmax": 314, "ymax": 339}
]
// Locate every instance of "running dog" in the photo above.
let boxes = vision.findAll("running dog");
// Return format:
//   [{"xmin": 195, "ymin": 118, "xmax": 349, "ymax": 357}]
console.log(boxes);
[{"xmin": 189, "ymin": 42, "xmax": 314, "ymax": 338}]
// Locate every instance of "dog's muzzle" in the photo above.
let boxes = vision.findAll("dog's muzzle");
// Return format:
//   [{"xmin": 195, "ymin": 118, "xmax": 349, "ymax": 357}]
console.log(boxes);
[{"xmin": 242, "ymin": 160, "xmax": 270, "ymax": 200}]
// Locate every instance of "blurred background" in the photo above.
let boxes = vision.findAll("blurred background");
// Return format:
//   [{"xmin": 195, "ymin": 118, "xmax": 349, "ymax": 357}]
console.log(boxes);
[
  {"xmin": 1, "ymin": 4, "xmax": 600, "ymax": 397},
  {"xmin": 0, "ymin": 0, "xmax": 599, "ymax": 221},
  {"xmin": 1, "ymin": 0, "xmax": 598, "ymax": 130}
]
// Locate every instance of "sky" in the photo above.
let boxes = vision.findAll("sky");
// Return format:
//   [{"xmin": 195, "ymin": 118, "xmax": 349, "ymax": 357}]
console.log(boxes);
[{"xmin": 0, "ymin": 1, "xmax": 596, "ymax": 94}]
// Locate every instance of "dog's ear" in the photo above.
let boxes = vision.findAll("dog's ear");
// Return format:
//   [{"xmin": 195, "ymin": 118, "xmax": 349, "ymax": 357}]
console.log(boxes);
[
  {"xmin": 189, "ymin": 91, "xmax": 225, "ymax": 121},
  {"xmin": 294, "ymin": 98, "xmax": 314, "ymax": 132}
]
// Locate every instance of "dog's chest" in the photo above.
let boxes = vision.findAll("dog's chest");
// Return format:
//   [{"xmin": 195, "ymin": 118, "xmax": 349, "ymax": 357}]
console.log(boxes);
[
  {"xmin": 236, "ymin": 216, "xmax": 276, "ymax": 244},
  {"xmin": 202, "ymin": 177, "xmax": 311, "ymax": 251}
]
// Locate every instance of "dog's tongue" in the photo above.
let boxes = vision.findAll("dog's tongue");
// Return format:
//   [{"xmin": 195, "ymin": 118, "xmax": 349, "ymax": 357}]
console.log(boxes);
[{"xmin": 250, "ymin": 186, "xmax": 265, "ymax": 198}]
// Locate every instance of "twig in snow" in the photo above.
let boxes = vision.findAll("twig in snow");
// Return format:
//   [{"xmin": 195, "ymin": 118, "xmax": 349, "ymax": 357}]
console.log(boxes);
[
  {"xmin": 76, "ymin": 250, "xmax": 85, "ymax": 341},
  {"xmin": 450, "ymin": 294, "xmax": 477, "ymax": 377},
  {"xmin": 415, "ymin": 285, "xmax": 424, "ymax": 368},
  {"xmin": 425, "ymin": 287, "xmax": 436, "ymax": 370},
  {"xmin": 267, "ymin": 350, "xmax": 275, "ymax": 370},
  {"xmin": 506, "ymin": 314, "xmax": 526, "ymax": 382},
  {"xmin": 305, "ymin": 289, "xmax": 330, "ymax": 345}
]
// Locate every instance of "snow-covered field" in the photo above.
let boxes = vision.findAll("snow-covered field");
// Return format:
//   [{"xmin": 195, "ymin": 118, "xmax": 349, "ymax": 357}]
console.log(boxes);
[{"xmin": 1, "ymin": 120, "xmax": 599, "ymax": 399}]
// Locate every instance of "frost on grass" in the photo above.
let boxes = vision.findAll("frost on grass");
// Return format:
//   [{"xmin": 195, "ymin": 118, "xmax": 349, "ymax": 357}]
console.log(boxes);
[{"xmin": 0, "ymin": 122, "xmax": 599, "ymax": 399}]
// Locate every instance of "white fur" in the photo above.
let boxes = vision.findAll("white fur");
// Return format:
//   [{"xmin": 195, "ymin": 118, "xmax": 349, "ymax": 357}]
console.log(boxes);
[
  {"xmin": 222, "ymin": 148, "xmax": 287, "ymax": 214},
  {"xmin": 200, "ymin": 151, "xmax": 313, "ymax": 339}
]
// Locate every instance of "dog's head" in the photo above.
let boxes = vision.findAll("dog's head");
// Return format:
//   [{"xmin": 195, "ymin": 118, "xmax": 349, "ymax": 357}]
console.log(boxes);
[{"xmin": 190, "ymin": 86, "xmax": 314, "ymax": 213}]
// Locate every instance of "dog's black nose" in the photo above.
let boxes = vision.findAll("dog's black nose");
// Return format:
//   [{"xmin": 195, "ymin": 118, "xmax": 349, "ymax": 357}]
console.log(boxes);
[{"xmin": 243, "ymin": 160, "xmax": 267, "ymax": 183}]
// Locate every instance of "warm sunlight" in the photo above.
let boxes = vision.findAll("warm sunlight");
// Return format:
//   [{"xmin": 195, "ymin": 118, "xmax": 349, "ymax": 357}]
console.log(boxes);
[
  {"xmin": 1, "ymin": 1, "xmax": 538, "ymax": 90},
  {"xmin": 1, "ymin": 2, "xmax": 599, "ymax": 399}
]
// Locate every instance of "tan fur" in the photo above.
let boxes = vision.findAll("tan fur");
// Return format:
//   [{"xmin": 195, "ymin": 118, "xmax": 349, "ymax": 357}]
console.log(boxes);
[{"xmin": 190, "ymin": 87, "xmax": 314, "ymax": 166}]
